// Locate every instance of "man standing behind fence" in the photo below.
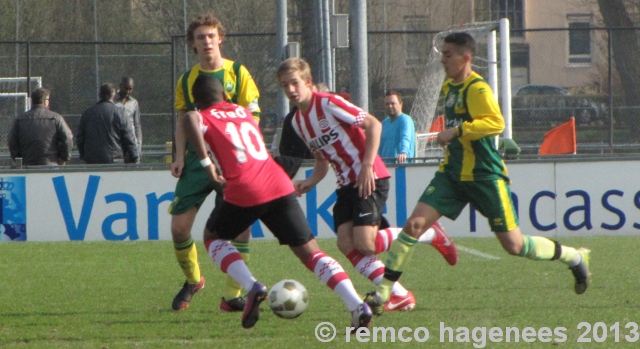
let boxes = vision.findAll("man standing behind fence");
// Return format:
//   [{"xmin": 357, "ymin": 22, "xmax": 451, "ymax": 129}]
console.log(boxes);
[
  {"xmin": 76, "ymin": 83, "xmax": 138, "ymax": 164},
  {"xmin": 114, "ymin": 77, "xmax": 142, "ymax": 162},
  {"xmin": 8, "ymin": 88, "xmax": 73, "ymax": 166},
  {"xmin": 378, "ymin": 91, "xmax": 415, "ymax": 164}
]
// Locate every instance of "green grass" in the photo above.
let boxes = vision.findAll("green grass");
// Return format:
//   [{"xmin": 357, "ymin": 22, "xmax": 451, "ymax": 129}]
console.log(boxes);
[{"xmin": 1, "ymin": 237, "xmax": 638, "ymax": 348}]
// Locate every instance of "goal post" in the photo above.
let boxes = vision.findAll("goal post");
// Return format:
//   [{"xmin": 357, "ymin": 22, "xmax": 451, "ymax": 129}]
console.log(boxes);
[
  {"xmin": 0, "ymin": 92, "xmax": 29, "ymax": 112},
  {"xmin": 0, "ymin": 77, "xmax": 43, "ymax": 94},
  {"xmin": 412, "ymin": 20, "xmax": 511, "ymax": 158},
  {"xmin": 0, "ymin": 92, "xmax": 30, "ymax": 148}
]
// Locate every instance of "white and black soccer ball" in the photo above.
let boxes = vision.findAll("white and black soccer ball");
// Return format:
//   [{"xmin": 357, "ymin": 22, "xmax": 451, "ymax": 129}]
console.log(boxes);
[{"xmin": 268, "ymin": 279, "xmax": 309, "ymax": 319}]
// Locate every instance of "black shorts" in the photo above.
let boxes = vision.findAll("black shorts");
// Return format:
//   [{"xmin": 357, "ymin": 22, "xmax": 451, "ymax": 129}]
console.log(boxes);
[
  {"xmin": 205, "ymin": 193, "xmax": 315, "ymax": 247},
  {"xmin": 333, "ymin": 178, "xmax": 389, "ymax": 232}
]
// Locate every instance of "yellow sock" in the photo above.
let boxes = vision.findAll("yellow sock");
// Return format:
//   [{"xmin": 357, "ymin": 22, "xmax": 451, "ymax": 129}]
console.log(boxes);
[
  {"xmin": 174, "ymin": 236, "xmax": 201, "ymax": 284},
  {"xmin": 376, "ymin": 231, "xmax": 418, "ymax": 301},
  {"xmin": 521, "ymin": 236, "xmax": 557, "ymax": 260},
  {"xmin": 224, "ymin": 240, "xmax": 250, "ymax": 299},
  {"xmin": 558, "ymin": 245, "xmax": 579, "ymax": 266},
  {"xmin": 521, "ymin": 235, "xmax": 579, "ymax": 266}
]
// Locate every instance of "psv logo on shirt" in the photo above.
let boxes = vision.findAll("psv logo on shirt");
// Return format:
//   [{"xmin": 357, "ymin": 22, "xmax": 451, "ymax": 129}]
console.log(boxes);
[
  {"xmin": 317, "ymin": 111, "xmax": 331, "ymax": 132},
  {"xmin": 318, "ymin": 118, "xmax": 330, "ymax": 130},
  {"xmin": 307, "ymin": 110, "xmax": 337, "ymax": 151}
]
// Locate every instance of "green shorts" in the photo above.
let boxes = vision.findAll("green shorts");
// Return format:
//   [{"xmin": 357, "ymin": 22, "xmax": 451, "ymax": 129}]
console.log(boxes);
[
  {"xmin": 418, "ymin": 171, "xmax": 519, "ymax": 232},
  {"xmin": 168, "ymin": 146, "xmax": 223, "ymax": 215}
]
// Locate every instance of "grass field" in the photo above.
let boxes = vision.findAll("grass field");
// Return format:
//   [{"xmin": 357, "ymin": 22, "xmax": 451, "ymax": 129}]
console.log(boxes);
[{"xmin": 1, "ymin": 236, "xmax": 638, "ymax": 348}]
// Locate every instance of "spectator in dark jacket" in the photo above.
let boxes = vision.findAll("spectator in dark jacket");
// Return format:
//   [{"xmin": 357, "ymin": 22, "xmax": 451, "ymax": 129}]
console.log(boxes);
[
  {"xmin": 8, "ymin": 88, "xmax": 73, "ymax": 166},
  {"xmin": 76, "ymin": 83, "xmax": 138, "ymax": 164}
]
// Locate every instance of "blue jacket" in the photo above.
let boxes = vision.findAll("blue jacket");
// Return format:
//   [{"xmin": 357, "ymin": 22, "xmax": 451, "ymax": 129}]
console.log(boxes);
[{"xmin": 379, "ymin": 113, "xmax": 416, "ymax": 162}]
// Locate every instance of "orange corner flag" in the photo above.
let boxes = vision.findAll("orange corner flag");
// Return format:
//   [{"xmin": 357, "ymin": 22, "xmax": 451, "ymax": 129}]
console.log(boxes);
[
  {"xmin": 539, "ymin": 117, "xmax": 576, "ymax": 155},
  {"xmin": 427, "ymin": 115, "xmax": 445, "ymax": 141},
  {"xmin": 429, "ymin": 115, "xmax": 445, "ymax": 133}
]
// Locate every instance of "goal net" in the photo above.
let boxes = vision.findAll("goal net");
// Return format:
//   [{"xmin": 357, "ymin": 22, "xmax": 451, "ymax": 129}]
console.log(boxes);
[
  {"xmin": 0, "ymin": 77, "xmax": 42, "ymax": 148},
  {"xmin": 412, "ymin": 21, "xmax": 505, "ymax": 158}
]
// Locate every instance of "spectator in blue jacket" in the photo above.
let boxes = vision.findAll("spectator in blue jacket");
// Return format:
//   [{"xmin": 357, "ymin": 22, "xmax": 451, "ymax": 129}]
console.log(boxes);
[{"xmin": 378, "ymin": 91, "xmax": 415, "ymax": 164}]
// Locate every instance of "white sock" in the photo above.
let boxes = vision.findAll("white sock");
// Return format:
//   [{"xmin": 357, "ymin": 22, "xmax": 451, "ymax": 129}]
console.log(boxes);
[
  {"xmin": 347, "ymin": 250, "xmax": 385, "ymax": 284},
  {"xmin": 206, "ymin": 239, "xmax": 255, "ymax": 291},
  {"xmin": 391, "ymin": 282, "xmax": 409, "ymax": 296},
  {"xmin": 379, "ymin": 226, "xmax": 437, "ymax": 246},
  {"xmin": 375, "ymin": 227, "xmax": 397, "ymax": 253},
  {"xmin": 306, "ymin": 250, "xmax": 362, "ymax": 311},
  {"xmin": 418, "ymin": 227, "xmax": 436, "ymax": 244}
]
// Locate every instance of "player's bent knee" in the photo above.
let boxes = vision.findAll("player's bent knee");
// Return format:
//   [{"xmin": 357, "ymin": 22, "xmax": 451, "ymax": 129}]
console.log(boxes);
[
  {"xmin": 337, "ymin": 242, "xmax": 353, "ymax": 256},
  {"xmin": 500, "ymin": 241, "xmax": 523, "ymax": 256},
  {"xmin": 290, "ymin": 241, "xmax": 318, "ymax": 263},
  {"xmin": 353, "ymin": 243, "xmax": 375, "ymax": 256},
  {"xmin": 336, "ymin": 237, "xmax": 354, "ymax": 255}
]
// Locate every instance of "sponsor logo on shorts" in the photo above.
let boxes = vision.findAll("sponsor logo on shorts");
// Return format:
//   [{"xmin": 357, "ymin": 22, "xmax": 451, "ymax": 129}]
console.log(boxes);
[{"xmin": 168, "ymin": 197, "xmax": 180, "ymax": 214}]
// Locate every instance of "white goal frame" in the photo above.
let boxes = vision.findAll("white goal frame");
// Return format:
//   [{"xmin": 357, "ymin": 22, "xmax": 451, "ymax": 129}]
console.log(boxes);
[
  {"xmin": 0, "ymin": 92, "xmax": 30, "ymax": 112},
  {"xmin": 0, "ymin": 76, "xmax": 42, "ymax": 93},
  {"xmin": 0, "ymin": 77, "xmax": 43, "ymax": 110},
  {"xmin": 413, "ymin": 19, "xmax": 512, "ymax": 158}
]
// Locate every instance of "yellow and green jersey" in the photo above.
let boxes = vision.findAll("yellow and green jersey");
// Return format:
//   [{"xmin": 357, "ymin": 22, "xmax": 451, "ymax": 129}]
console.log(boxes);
[
  {"xmin": 175, "ymin": 59, "xmax": 261, "ymax": 122},
  {"xmin": 439, "ymin": 71, "xmax": 508, "ymax": 182}
]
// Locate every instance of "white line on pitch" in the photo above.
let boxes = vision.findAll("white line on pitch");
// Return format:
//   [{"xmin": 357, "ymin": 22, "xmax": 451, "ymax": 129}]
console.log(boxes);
[{"xmin": 456, "ymin": 245, "xmax": 501, "ymax": 260}]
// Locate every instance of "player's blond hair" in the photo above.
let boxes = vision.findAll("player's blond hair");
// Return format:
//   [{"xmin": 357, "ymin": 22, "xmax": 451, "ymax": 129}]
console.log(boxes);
[{"xmin": 276, "ymin": 57, "xmax": 313, "ymax": 83}]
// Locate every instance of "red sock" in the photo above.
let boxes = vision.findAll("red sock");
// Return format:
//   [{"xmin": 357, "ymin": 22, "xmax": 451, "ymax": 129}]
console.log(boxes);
[
  {"xmin": 305, "ymin": 250, "xmax": 361, "ymax": 311},
  {"xmin": 375, "ymin": 228, "xmax": 397, "ymax": 254},
  {"xmin": 346, "ymin": 250, "xmax": 385, "ymax": 284}
]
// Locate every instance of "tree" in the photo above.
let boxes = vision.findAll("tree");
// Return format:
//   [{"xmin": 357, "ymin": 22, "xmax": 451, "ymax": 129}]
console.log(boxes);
[{"xmin": 596, "ymin": 0, "xmax": 640, "ymax": 137}]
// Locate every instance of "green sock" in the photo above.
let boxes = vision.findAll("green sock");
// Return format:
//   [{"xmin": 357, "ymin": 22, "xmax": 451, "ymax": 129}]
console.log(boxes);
[{"xmin": 376, "ymin": 231, "xmax": 418, "ymax": 301}]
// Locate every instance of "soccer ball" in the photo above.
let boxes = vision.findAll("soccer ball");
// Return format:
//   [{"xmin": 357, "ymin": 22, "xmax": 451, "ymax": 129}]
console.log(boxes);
[{"xmin": 268, "ymin": 279, "xmax": 309, "ymax": 319}]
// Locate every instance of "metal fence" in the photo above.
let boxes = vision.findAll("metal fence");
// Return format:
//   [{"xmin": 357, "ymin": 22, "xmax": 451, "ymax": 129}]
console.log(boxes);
[
  {"xmin": 1, "ymin": 27, "xmax": 639, "ymax": 165},
  {"xmin": 366, "ymin": 27, "xmax": 640, "ymax": 155},
  {"xmin": 0, "ymin": 41, "xmax": 173, "ymax": 163}
]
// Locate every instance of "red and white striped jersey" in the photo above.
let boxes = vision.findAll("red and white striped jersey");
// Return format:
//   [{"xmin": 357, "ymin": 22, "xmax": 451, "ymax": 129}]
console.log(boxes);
[
  {"xmin": 291, "ymin": 92, "xmax": 390, "ymax": 187},
  {"xmin": 198, "ymin": 101, "xmax": 294, "ymax": 206}
]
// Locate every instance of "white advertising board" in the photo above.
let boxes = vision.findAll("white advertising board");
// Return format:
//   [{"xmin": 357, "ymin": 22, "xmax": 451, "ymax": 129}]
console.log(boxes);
[{"xmin": 1, "ymin": 159, "xmax": 638, "ymax": 242}]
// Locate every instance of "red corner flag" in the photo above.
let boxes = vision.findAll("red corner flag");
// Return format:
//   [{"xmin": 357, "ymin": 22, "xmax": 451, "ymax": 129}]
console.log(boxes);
[
  {"xmin": 429, "ymin": 115, "xmax": 445, "ymax": 133},
  {"xmin": 427, "ymin": 115, "xmax": 445, "ymax": 141},
  {"xmin": 539, "ymin": 117, "xmax": 576, "ymax": 155}
]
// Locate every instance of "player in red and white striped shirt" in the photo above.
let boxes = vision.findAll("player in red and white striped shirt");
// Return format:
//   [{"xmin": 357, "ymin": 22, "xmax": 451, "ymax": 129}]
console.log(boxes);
[
  {"xmin": 183, "ymin": 73, "xmax": 372, "ymax": 331},
  {"xmin": 277, "ymin": 58, "xmax": 423, "ymax": 315}
]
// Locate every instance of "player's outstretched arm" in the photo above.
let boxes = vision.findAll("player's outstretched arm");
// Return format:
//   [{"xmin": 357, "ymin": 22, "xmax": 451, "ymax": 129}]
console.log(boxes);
[
  {"xmin": 171, "ymin": 110, "xmax": 188, "ymax": 178},
  {"xmin": 356, "ymin": 114, "xmax": 381, "ymax": 198},
  {"xmin": 293, "ymin": 151, "xmax": 329, "ymax": 196}
]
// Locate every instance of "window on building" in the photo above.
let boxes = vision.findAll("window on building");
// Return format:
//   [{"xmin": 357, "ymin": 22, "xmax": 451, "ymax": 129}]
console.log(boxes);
[
  {"xmin": 474, "ymin": 0, "xmax": 524, "ymax": 37},
  {"xmin": 567, "ymin": 15, "xmax": 592, "ymax": 64},
  {"xmin": 404, "ymin": 16, "xmax": 428, "ymax": 65}
]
